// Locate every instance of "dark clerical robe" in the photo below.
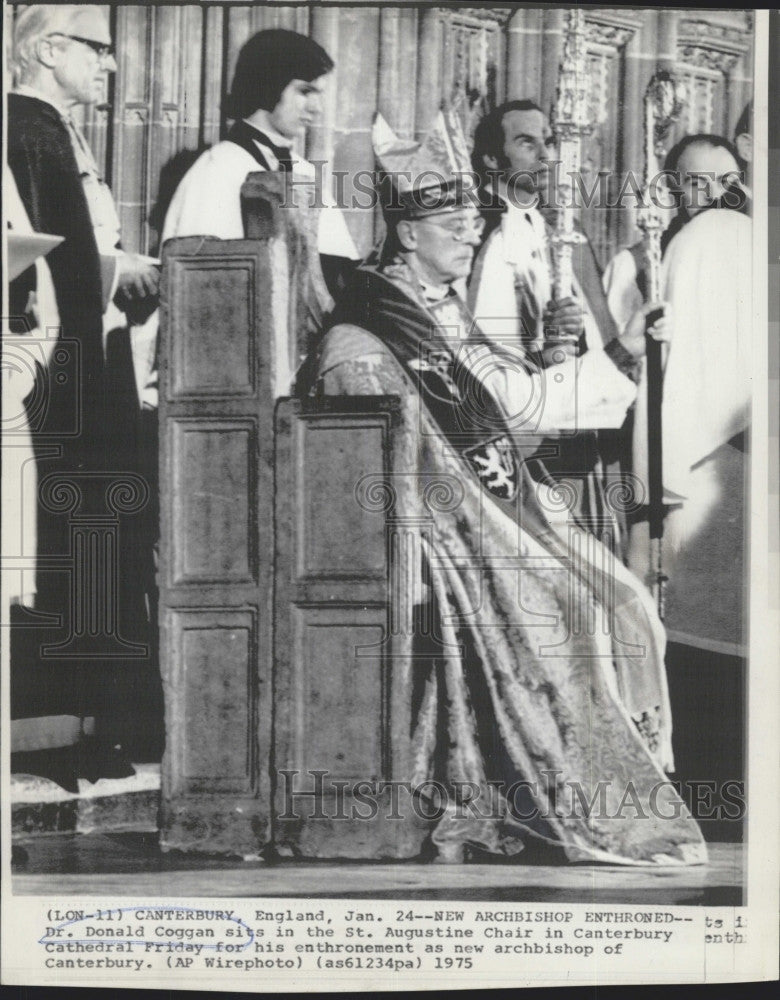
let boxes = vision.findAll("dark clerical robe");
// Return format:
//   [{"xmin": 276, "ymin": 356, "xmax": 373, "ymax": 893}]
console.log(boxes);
[
  {"xmin": 8, "ymin": 94, "xmax": 154, "ymax": 785},
  {"xmin": 7, "ymin": 94, "xmax": 106, "ymax": 460}
]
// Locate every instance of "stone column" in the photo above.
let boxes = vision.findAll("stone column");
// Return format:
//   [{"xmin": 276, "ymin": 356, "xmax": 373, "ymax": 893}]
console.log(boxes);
[
  {"xmin": 224, "ymin": 6, "xmax": 252, "ymax": 95},
  {"xmin": 376, "ymin": 5, "xmax": 420, "ymax": 247},
  {"xmin": 727, "ymin": 54, "xmax": 752, "ymax": 139},
  {"xmin": 201, "ymin": 5, "xmax": 224, "ymax": 147},
  {"xmin": 378, "ymin": 5, "xmax": 418, "ymax": 137},
  {"xmin": 112, "ymin": 4, "xmax": 154, "ymax": 254},
  {"xmin": 656, "ymin": 9, "xmax": 679, "ymax": 71},
  {"xmin": 416, "ymin": 7, "xmax": 443, "ymax": 139},
  {"xmin": 540, "ymin": 8, "xmax": 565, "ymax": 117},
  {"xmin": 506, "ymin": 8, "xmax": 543, "ymax": 102},
  {"xmin": 308, "ymin": 5, "xmax": 340, "ymax": 168},
  {"xmin": 329, "ymin": 6, "xmax": 380, "ymax": 258}
]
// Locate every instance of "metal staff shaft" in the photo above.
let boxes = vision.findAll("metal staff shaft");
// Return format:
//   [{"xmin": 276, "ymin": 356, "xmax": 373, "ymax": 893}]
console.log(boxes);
[
  {"xmin": 645, "ymin": 328, "xmax": 667, "ymax": 618},
  {"xmin": 635, "ymin": 70, "xmax": 686, "ymax": 618}
]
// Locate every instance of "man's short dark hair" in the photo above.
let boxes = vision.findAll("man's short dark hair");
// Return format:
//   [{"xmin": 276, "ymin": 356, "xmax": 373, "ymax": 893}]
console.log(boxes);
[
  {"xmin": 471, "ymin": 99, "xmax": 544, "ymax": 176},
  {"xmin": 225, "ymin": 29, "xmax": 334, "ymax": 119},
  {"xmin": 734, "ymin": 101, "xmax": 752, "ymax": 140},
  {"xmin": 664, "ymin": 133, "xmax": 739, "ymax": 175}
]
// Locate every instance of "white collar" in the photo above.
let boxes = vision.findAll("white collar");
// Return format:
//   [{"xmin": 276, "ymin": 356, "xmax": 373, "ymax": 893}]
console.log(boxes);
[
  {"xmin": 504, "ymin": 197, "xmax": 543, "ymax": 221},
  {"xmin": 486, "ymin": 180, "xmax": 541, "ymax": 217},
  {"xmin": 419, "ymin": 278, "xmax": 453, "ymax": 304}
]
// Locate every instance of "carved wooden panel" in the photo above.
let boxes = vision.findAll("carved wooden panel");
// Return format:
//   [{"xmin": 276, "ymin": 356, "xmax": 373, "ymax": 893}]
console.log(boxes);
[
  {"xmin": 674, "ymin": 13, "xmax": 751, "ymax": 142},
  {"xmin": 273, "ymin": 398, "xmax": 422, "ymax": 859},
  {"xmin": 159, "ymin": 237, "xmax": 275, "ymax": 856},
  {"xmin": 297, "ymin": 420, "xmax": 388, "ymax": 579},
  {"xmin": 442, "ymin": 8, "xmax": 508, "ymax": 117},
  {"xmin": 158, "ymin": 176, "xmax": 394, "ymax": 858},
  {"xmin": 169, "ymin": 260, "xmax": 257, "ymax": 398},
  {"xmin": 169, "ymin": 421, "xmax": 256, "ymax": 585},
  {"xmin": 167, "ymin": 608, "xmax": 257, "ymax": 794},
  {"xmin": 291, "ymin": 607, "xmax": 386, "ymax": 778}
]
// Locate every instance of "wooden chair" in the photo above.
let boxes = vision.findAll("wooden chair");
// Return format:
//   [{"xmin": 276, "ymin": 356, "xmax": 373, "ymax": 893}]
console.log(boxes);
[{"xmin": 158, "ymin": 174, "xmax": 419, "ymax": 858}]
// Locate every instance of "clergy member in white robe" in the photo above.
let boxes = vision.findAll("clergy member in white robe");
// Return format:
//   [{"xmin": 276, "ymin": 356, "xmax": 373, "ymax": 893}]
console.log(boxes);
[
  {"xmin": 628, "ymin": 208, "xmax": 751, "ymax": 652},
  {"xmin": 158, "ymin": 28, "xmax": 359, "ymax": 403}
]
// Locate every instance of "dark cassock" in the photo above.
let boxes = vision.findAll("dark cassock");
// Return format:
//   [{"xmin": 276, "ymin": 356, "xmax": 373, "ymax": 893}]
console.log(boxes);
[
  {"xmin": 7, "ymin": 92, "xmax": 151, "ymax": 786},
  {"xmin": 301, "ymin": 110, "xmax": 706, "ymax": 866},
  {"xmin": 7, "ymin": 93, "xmax": 106, "ymax": 459}
]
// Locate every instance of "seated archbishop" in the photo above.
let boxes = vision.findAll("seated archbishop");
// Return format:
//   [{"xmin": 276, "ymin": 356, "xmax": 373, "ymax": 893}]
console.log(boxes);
[{"xmin": 300, "ymin": 111, "xmax": 706, "ymax": 866}]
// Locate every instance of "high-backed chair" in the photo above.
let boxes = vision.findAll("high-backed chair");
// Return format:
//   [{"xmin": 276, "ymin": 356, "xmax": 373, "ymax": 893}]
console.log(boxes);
[{"xmin": 158, "ymin": 174, "xmax": 421, "ymax": 859}]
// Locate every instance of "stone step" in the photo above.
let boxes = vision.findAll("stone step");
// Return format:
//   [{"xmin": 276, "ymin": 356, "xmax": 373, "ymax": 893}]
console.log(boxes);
[{"xmin": 11, "ymin": 764, "xmax": 160, "ymax": 837}]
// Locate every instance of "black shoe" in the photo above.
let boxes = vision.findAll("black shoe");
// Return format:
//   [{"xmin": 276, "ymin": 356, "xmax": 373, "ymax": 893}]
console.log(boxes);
[
  {"xmin": 76, "ymin": 736, "xmax": 136, "ymax": 783},
  {"xmin": 11, "ymin": 746, "xmax": 80, "ymax": 794}
]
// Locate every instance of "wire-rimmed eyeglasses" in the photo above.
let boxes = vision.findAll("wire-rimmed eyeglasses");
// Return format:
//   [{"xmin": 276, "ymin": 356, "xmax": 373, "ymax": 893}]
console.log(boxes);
[{"xmin": 415, "ymin": 214, "xmax": 486, "ymax": 242}]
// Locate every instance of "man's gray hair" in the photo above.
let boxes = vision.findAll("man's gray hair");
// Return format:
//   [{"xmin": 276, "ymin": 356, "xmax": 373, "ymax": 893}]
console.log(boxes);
[{"xmin": 12, "ymin": 5, "xmax": 84, "ymax": 83}]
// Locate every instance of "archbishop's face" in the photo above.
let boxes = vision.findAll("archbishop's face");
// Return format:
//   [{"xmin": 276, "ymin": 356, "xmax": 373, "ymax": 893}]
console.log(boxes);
[{"xmin": 407, "ymin": 207, "xmax": 485, "ymax": 285}]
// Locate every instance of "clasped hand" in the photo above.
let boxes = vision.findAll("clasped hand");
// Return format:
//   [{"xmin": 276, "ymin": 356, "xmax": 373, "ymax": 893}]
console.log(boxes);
[
  {"xmin": 117, "ymin": 252, "xmax": 160, "ymax": 300},
  {"xmin": 539, "ymin": 297, "xmax": 670, "ymax": 366},
  {"xmin": 619, "ymin": 301, "xmax": 670, "ymax": 358},
  {"xmin": 539, "ymin": 296, "xmax": 583, "ymax": 366}
]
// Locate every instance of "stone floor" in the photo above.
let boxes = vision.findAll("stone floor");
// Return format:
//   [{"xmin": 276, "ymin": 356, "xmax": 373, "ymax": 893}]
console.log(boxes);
[
  {"xmin": 12, "ymin": 833, "xmax": 742, "ymax": 905},
  {"xmin": 11, "ymin": 766, "xmax": 743, "ymax": 905}
]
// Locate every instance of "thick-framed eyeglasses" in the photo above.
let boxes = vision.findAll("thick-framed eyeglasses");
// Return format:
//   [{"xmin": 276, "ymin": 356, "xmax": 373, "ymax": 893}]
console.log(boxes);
[
  {"xmin": 416, "ymin": 214, "xmax": 486, "ymax": 242},
  {"xmin": 47, "ymin": 33, "xmax": 115, "ymax": 60}
]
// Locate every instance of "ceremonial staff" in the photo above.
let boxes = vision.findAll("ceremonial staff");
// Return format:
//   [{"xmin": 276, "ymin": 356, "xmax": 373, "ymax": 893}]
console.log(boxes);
[
  {"xmin": 549, "ymin": 10, "xmax": 591, "ymax": 313},
  {"xmin": 547, "ymin": 10, "xmax": 616, "ymax": 549},
  {"xmin": 635, "ymin": 71, "xmax": 686, "ymax": 618}
]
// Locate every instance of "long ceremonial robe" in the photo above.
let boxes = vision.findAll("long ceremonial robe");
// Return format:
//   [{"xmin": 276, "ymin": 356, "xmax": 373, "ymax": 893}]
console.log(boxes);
[
  {"xmin": 6, "ymin": 95, "xmax": 106, "ymax": 770},
  {"xmin": 7, "ymin": 94, "xmax": 157, "ymax": 774},
  {"xmin": 629, "ymin": 209, "xmax": 751, "ymax": 652},
  {"xmin": 312, "ymin": 262, "xmax": 706, "ymax": 865}
]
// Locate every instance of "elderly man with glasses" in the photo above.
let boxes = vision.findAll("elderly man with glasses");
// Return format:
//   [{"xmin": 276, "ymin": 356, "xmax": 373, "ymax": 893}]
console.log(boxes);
[
  {"xmin": 307, "ymin": 111, "xmax": 636, "ymax": 478},
  {"xmin": 7, "ymin": 5, "xmax": 162, "ymax": 786},
  {"xmin": 9, "ymin": 5, "xmax": 158, "ymax": 318},
  {"xmin": 299, "ymin": 112, "xmax": 704, "ymax": 868}
]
